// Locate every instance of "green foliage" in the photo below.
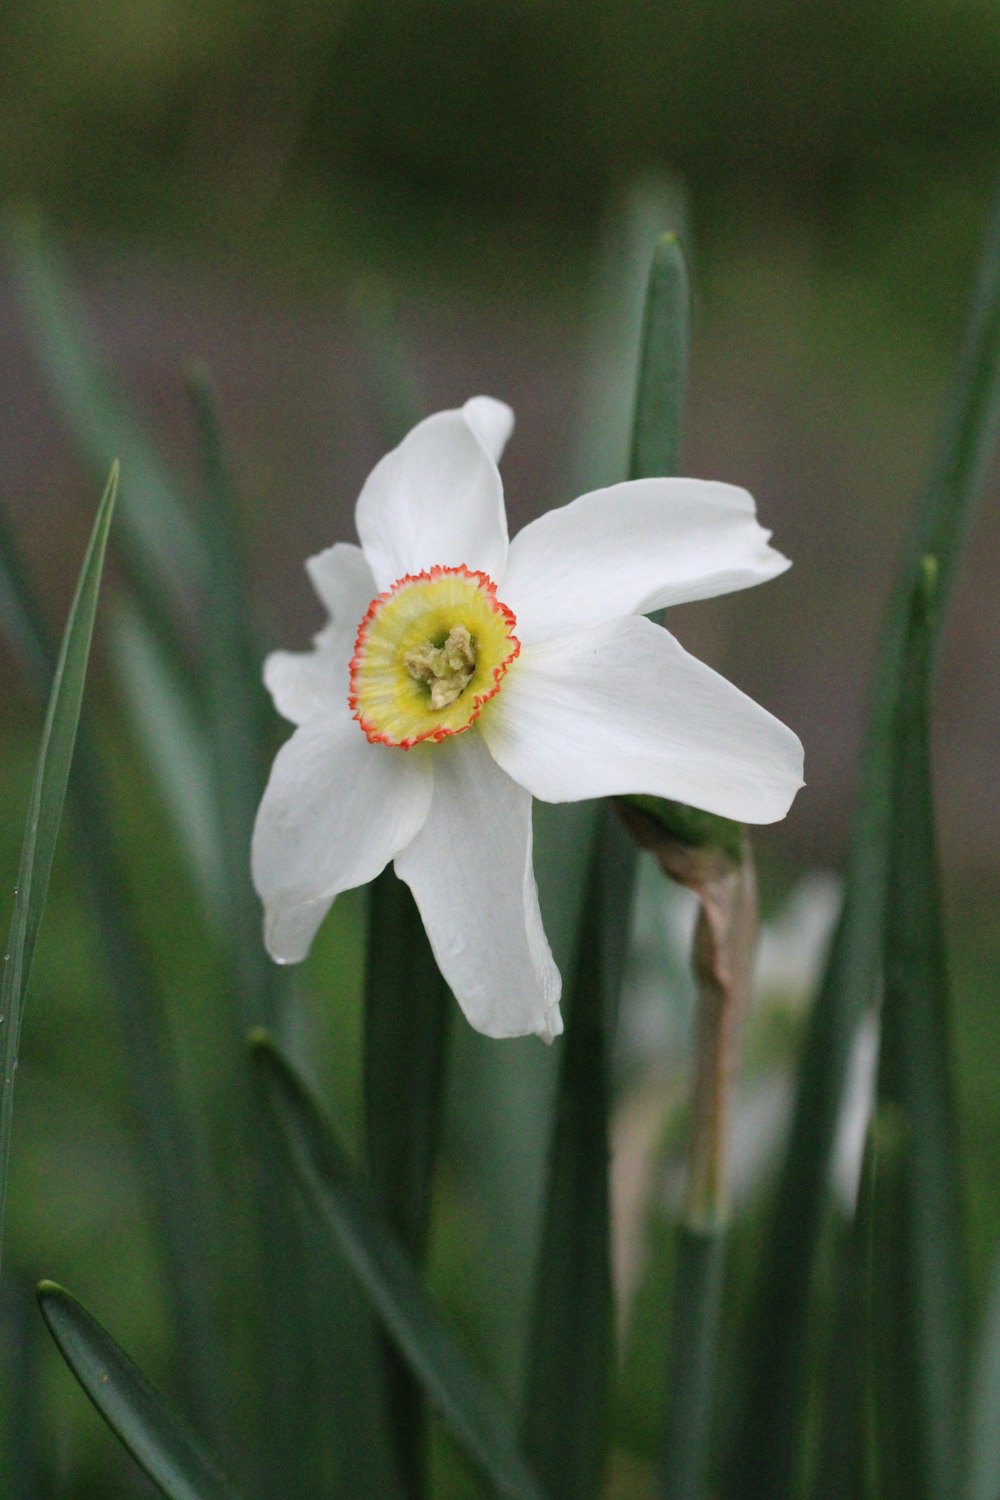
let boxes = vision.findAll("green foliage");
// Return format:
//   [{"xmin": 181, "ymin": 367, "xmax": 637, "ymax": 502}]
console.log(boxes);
[
  {"xmin": 629, "ymin": 233, "xmax": 690, "ymax": 483},
  {"xmin": 658, "ymin": 1225, "xmax": 726, "ymax": 1500},
  {"xmin": 0, "ymin": 466, "xmax": 117, "ymax": 1281},
  {"xmin": 728, "ymin": 185, "xmax": 1000, "ymax": 1499},
  {"xmin": 523, "ymin": 811, "xmax": 633, "ymax": 1500},
  {"xmin": 865, "ymin": 556, "xmax": 966, "ymax": 1500},
  {"xmin": 250, "ymin": 1033, "xmax": 548, "ymax": 1500},
  {"xmin": 38, "ymin": 1282, "xmax": 243, "ymax": 1500}
]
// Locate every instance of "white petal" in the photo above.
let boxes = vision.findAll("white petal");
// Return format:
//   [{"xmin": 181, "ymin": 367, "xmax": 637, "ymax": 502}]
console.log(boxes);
[
  {"xmin": 501, "ymin": 478, "xmax": 790, "ymax": 644},
  {"xmin": 252, "ymin": 707, "xmax": 433, "ymax": 962},
  {"xmin": 263, "ymin": 891, "xmax": 338, "ymax": 968},
  {"xmin": 305, "ymin": 542, "xmax": 377, "ymax": 625},
  {"xmin": 262, "ymin": 545, "xmax": 375, "ymax": 725},
  {"xmin": 480, "ymin": 616, "xmax": 804, "ymax": 824},
  {"xmin": 394, "ymin": 733, "xmax": 562, "ymax": 1041},
  {"xmin": 355, "ymin": 408, "xmax": 508, "ymax": 590},
  {"xmin": 461, "ymin": 396, "xmax": 515, "ymax": 464},
  {"xmin": 263, "ymin": 642, "xmax": 348, "ymax": 725}
]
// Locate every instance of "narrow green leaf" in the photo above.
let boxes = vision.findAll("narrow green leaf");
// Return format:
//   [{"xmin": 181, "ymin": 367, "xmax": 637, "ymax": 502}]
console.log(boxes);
[
  {"xmin": 657, "ymin": 1225, "xmax": 726, "ymax": 1500},
  {"xmin": 867, "ymin": 556, "xmax": 965, "ymax": 1500},
  {"xmin": 0, "ymin": 495, "xmax": 230, "ymax": 1446},
  {"xmin": 38, "ymin": 1282, "xmax": 243, "ymax": 1500},
  {"xmin": 573, "ymin": 175, "xmax": 688, "ymax": 493},
  {"xmin": 811, "ymin": 1210, "xmax": 871, "ymax": 1500},
  {"xmin": 249, "ymin": 1032, "xmax": 549, "ymax": 1500},
  {"xmin": 365, "ymin": 870, "xmax": 450, "ymax": 1262},
  {"xmin": 5, "ymin": 211, "xmax": 204, "ymax": 626},
  {"xmin": 0, "ymin": 465, "xmax": 117, "ymax": 1281},
  {"xmin": 185, "ymin": 366, "xmax": 280, "ymax": 1026},
  {"xmin": 729, "ymin": 184, "xmax": 1000, "ymax": 1498},
  {"xmin": 364, "ymin": 868, "xmax": 450, "ymax": 1495},
  {"xmin": 523, "ymin": 810, "xmax": 634, "ymax": 1500},
  {"xmin": 621, "ymin": 230, "xmax": 741, "ymax": 867},
  {"xmin": 968, "ymin": 1243, "xmax": 1000, "ymax": 1500},
  {"xmin": 295, "ymin": 1204, "xmax": 403, "ymax": 1500},
  {"xmin": 629, "ymin": 232, "xmax": 690, "ymax": 482}
]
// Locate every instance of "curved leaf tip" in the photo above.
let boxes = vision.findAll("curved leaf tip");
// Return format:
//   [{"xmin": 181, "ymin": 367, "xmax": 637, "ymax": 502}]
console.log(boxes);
[{"xmin": 37, "ymin": 1280, "xmax": 243, "ymax": 1500}]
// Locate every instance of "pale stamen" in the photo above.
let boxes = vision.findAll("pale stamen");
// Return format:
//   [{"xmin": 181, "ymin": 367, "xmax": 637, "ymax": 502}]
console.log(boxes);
[{"xmin": 404, "ymin": 624, "xmax": 476, "ymax": 709}]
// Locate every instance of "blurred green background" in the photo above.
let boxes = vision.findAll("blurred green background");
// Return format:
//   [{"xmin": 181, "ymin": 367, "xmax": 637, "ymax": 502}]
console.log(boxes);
[{"xmin": 2, "ymin": 1, "xmax": 1000, "ymax": 1494}]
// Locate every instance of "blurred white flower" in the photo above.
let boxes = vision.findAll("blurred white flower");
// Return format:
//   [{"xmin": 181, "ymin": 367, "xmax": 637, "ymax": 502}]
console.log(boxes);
[
  {"xmin": 252, "ymin": 396, "xmax": 803, "ymax": 1040},
  {"xmin": 754, "ymin": 872, "xmax": 843, "ymax": 1003},
  {"xmin": 618, "ymin": 869, "xmax": 843, "ymax": 1070},
  {"xmin": 832, "ymin": 1011, "xmax": 879, "ymax": 1210}
]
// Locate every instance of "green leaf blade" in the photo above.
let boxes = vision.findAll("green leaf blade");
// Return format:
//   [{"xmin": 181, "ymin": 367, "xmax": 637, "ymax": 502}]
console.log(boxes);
[
  {"xmin": 630, "ymin": 231, "xmax": 690, "ymax": 482},
  {"xmin": 0, "ymin": 465, "xmax": 117, "ymax": 1281},
  {"xmin": 249, "ymin": 1033, "xmax": 549, "ymax": 1500},
  {"xmin": 621, "ymin": 229, "xmax": 742, "ymax": 867},
  {"xmin": 364, "ymin": 868, "xmax": 451, "ymax": 1495},
  {"xmin": 657, "ymin": 1225, "xmax": 727, "ymax": 1500},
  {"xmin": 523, "ymin": 811, "xmax": 635, "ymax": 1500},
  {"xmin": 0, "ymin": 490, "xmax": 233, "ymax": 1447},
  {"xmin": 38, "ymin": 1282, "xmax": 243, "ymax": 1500},
  {"xmin": 867, "ymin": 557, "xmax": 966, "ymax": 1500},
  {"xmin": 365, "ymin": 870, "xmax": 450, "ymax": 1262},
  {"xmin": 184, "ymin": 366, "xmax": 285, "ymax": 1023}
]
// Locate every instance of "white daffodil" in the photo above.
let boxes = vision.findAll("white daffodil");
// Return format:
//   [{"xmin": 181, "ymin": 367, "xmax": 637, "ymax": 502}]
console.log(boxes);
[{"xmin": 252, "ymin": 396, "xmax": 803, "ymax": 1041}]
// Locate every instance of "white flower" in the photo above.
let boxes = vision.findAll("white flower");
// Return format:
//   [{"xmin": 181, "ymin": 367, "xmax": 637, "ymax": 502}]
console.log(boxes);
[{"xmin": 252, "ymin": 396, "xmax": 804, "ymax": 1042}]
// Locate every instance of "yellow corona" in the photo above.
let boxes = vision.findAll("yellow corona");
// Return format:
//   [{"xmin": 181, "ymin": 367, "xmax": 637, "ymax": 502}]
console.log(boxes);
[{"xmin": 349, "ymin": 565, "xmax": 520, "ymax": 748}]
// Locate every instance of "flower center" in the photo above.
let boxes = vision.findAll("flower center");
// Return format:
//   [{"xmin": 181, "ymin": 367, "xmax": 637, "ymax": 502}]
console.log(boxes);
[
  {"xmin": 349, "ymin": 565, "xmax": 519, "ymax": 748},
  {"xmin": 404, "ymin": 624, "xmax": 476, "ymax": 709}
]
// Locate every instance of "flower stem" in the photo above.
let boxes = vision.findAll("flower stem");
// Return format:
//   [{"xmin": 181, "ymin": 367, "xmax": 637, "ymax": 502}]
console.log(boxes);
[
  {"xmin": 683, "ymin": 838, "xmax": 758, "ymax": 1228},
  {"xmin": 685, "ymin": 941, "xmax": 734, "ymax": 1222},
  {"xmin": 659, "ymin": 842, "xmax": 757, "ymax": 1497},
  {"xmin": 613, "ymin": 807, "xmax": 759, "ymax": 1499}
]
